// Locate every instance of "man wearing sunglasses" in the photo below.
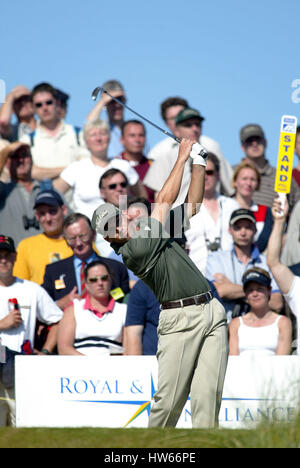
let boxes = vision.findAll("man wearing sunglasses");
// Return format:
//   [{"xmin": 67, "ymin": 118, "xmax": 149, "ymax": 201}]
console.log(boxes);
[
  {"xmin": 99, "ymin": 169, "xmax": 129, "ymax": 208},
  {"xmin": 96, "ymin": 169, "xmax": 140, "ymax": 286},
  {"xmin": 144, "ymin": 106, "xmax": 233, "ymax": 206},
  {"xmin": 20, "ymin": 82, "xmax": 89, "ymax": 186},
  {"xmin": 92, "ymin": 138, "xmax": 228, "ymax": 429}
]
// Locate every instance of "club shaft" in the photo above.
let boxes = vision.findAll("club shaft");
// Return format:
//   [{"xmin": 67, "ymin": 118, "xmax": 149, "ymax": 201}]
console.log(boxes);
[{"xmin": 92, "ymin": 87, "xmax": 180, "ymax": 144}]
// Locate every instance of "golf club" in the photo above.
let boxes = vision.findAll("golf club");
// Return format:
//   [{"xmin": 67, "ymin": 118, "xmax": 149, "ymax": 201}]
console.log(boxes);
[{"xmin": 91, "ymin": 86, "xmax": 208, "ymax": 158}]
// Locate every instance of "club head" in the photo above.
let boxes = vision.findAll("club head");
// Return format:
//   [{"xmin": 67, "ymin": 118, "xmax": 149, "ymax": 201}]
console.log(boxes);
[{"xmin": 91, "ymin": 87, "xmax": 103, "ymax": 101}]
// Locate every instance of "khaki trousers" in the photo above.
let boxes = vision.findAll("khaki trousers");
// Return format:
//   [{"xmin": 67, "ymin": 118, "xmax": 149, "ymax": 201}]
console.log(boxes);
[{"xmin": 148, "ymin": 297, "xmax": 228, "ymax": 428}]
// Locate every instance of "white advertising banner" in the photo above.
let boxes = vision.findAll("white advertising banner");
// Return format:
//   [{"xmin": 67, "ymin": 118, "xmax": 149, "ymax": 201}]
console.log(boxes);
[{"xmin": 15, "ymin": 355, "xmax": 300, "ymax": 429}]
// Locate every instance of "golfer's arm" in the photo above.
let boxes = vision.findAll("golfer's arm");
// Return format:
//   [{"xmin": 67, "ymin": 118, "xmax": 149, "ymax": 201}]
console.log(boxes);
[
  {"xmin": 151, "ymin": 157, "xmax": 186, "ymax": 224},
  {"xmin": 185, "ymin": 164, "xmax": 205, "ymax": 218},
  {"xmin": 267, "ymin": 218, "xmax": 294, "ymax": 294}
]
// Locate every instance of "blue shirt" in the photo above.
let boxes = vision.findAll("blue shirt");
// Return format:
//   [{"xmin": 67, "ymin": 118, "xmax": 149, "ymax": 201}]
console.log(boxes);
[
  {"xmin": 73, "ymin": 252, "xmax": 99, "ymax": 295},
  {"xmin": 107, "ymin": 123, "xmax": 124, "ymax": 159},
  {"xmin": 125, "ymin": 280, "xmax": 160, "ymax": 355},
  {"xmin": 205, "ymin": 245, "xmax": 280, "ymax": 320}
]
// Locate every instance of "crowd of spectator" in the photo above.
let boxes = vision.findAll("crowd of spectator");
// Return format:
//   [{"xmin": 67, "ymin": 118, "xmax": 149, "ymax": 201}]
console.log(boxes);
[{"xmin": 1, "ymin": 78, "xmax": 300, "ymax": 425}]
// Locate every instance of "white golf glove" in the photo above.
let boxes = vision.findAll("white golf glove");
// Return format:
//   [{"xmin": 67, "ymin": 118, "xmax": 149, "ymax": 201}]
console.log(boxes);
[{"xmin": 190, "ymin": 143, "xmax": 208, "ymax": 166}]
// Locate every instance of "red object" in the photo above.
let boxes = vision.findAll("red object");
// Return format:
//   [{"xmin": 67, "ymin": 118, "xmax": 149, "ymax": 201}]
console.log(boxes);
[{"xmin": 8, "ymin": 298, "xmax": 19, "ymax": 312}]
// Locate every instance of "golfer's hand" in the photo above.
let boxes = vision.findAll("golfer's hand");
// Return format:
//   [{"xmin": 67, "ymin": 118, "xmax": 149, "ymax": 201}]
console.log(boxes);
[{"xmin": 178, "ymin": 138, "xmax": 195, "ymax": 163}]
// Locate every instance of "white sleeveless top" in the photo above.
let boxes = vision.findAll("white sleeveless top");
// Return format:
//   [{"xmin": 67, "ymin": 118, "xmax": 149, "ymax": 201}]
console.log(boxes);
[
  {"xmin": 238, "ymin": 315, "xmax": 282, "ymax": 356},
  {"xmin": 73, "ymin": 298, "xmax": 127, "ymax": 355}
]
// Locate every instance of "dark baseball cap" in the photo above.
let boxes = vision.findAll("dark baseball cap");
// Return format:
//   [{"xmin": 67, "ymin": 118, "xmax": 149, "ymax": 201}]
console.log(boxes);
[
  {"xmin": 229, "ymin": 208, "xmax": 256, "ymax": 226},
  {"xmin": 34, "ymin": 189, "xmax": 64, "ymax": 209},
  {"xmin": 91, "ymin": 203, "xmax": 121, "ymax": 237},
  {"xmin": 242, "ymin": 268, "xmax": 271, "ymax": 289},
  {"xmin": 240, "ymin": 124, "xmax": 265, "ymax": 144},
  {"xmin": 0, "ymin": 235, "xmax": 16, "ymax": 253},
  {"xmin": 175, "ymin": 107, "xmax": 205, "ymax": 125}
]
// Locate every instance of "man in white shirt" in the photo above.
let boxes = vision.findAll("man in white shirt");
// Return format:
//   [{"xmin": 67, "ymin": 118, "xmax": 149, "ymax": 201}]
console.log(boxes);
[
  {"xmin": 20, "ymin": 82, "xmax": 89, "ymax": 182},
  {"xmin": 0, "ymin": 235, "xmax": 63, "ymax": 426},
  {"xmin": 144, "ymin": 106, "xmax": 233, "ymax": 205}
]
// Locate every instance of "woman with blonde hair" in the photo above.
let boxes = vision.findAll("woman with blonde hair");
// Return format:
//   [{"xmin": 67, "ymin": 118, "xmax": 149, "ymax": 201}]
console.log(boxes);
[
  {"xmin": 232, "ymin": 161, "xmax": 273, "ymax": 252},
  {"xmin": 53, "ymin": 119, "xmax": 147, "ymax": 218}
]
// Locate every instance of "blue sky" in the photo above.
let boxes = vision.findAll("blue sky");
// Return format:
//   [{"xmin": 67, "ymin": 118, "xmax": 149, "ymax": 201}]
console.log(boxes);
[{"xmin": 2, "ymin": 0, "xmax": 300, "ymax": 166}]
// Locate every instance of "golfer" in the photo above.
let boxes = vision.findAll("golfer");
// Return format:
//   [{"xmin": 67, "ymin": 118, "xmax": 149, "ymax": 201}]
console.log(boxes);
[{"xmin": 92, "ymin": 138, "xmax": 228, "ymax": 428}]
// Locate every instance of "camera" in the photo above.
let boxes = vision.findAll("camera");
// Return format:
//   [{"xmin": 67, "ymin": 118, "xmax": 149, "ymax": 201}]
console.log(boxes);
[
  {"xmin": 22, "ymin": 215, "xmax": 39, "ymax": 230},
  {"xmin": 205, "ymin": 237, "xmax": 221, "ymax": 252},
  {"xmin": 232, "ymin": 300, "xmax": 250, "ymax": 318}
]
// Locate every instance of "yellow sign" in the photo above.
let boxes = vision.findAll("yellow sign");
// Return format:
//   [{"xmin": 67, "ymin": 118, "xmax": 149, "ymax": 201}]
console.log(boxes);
[{"xmin": 274, "ymin": 115, "xmax": 298, "ymax": 194}]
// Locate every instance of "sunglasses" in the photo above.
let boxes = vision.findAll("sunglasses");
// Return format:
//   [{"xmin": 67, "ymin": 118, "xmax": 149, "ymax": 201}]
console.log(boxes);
[
  {"xmin": 205, "ymin": 169, "xmax": 215, "ymax": 176},
  {"xmin": 87, "ymin": 275, "xmax": 110, "ymax": 283},
  {"xmin": 34, "ymin": 100, "xmax": 54, "ymax": 108},
  {"xmin": 106, "ymin": 182, "xmax": 127, "ymax": 190}
]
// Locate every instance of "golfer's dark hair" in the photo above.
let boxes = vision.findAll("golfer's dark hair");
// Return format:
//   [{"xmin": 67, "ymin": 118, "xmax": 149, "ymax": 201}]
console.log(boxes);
[
  {"xmin": 84, "ymin": 260, "xmax": 114, "ymax": 281},
  {"xmin": 160, "ymin": 97, "xmax": 189, "ymax": 121},
  {"xmin": 63, "ymin": 213, "xmax": 93, "ymax": 232},
  {"xmin": 297, "ymin": 125, "xmax": 300, "ymax": 135},
  {"xmin": 99, "ymin": 169, "xmax": 128, "ymax": 189},
  {"xmin": 121, "ymin": 119, "xmax": 146, "ymax": 136}
]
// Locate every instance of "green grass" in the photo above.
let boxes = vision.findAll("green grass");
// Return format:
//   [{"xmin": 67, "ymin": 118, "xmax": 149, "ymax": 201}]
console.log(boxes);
[{"xmin": 1, "ymin": 418, "xmax": 300, "ymax": 448}]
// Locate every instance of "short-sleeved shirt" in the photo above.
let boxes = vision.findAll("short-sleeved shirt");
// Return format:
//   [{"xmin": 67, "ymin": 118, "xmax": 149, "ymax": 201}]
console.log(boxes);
[
  {"xmin": 111, "ymin": 216, "xmax": 210, "ymax": 304},
  {"xmin": 125, "ymin": 280, "xmax": 160, "ymax": 355},
  {"xmin": 60, "ymin": 157, "xmax": 139, "ymax": 219},
  {"xmin": 0, "ymin": 278, "xmax": 63, "ymax": 353}
]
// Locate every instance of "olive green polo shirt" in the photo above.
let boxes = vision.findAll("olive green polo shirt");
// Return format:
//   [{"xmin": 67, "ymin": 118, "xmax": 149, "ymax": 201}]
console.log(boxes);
[{"xmin": 111, "ymin": 216, "xmax": 209, "ymax": 304}]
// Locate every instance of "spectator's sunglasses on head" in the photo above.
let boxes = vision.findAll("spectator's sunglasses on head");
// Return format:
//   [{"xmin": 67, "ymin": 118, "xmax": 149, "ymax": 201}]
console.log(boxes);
[{"xmin": 34, "ymin": 100, "xmax": 54, "ymax": 108}]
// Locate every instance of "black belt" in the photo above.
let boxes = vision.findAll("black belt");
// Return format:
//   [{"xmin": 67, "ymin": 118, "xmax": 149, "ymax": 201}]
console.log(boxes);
[{"xmin": 161, "ymin": 291, "xmax": 213, "ymax": 310}]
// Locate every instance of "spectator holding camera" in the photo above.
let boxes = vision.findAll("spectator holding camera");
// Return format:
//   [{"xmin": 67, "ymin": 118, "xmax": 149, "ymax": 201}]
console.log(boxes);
[
  {"xmin": 205, "ymin": 208, "xmax": 283, "ymax": 322},
  {"xmin": 0, "ymin": 142, "xmax": 42, "ymax": 246},
  {"xmin": 228, "ymin": 267, "xmax": 292, "ymax": 356},
  {"xmin": 185, "ymin": 153, "xmax": 239, "ymax": 272}
]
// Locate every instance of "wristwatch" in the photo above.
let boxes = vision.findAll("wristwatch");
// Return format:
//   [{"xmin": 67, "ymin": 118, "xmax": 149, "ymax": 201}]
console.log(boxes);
[{"xmin": 41, "ymin": 349, "xmax": 51, "ymax": 355}]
